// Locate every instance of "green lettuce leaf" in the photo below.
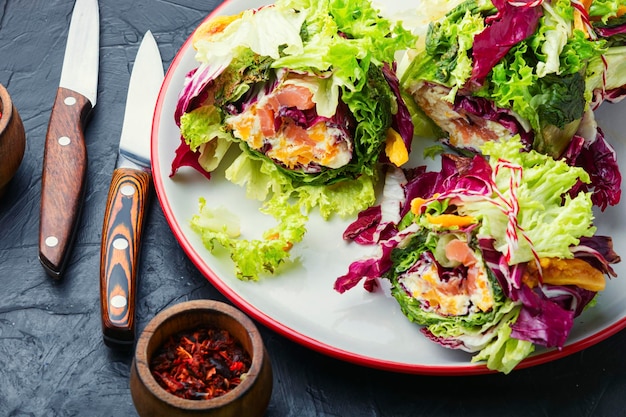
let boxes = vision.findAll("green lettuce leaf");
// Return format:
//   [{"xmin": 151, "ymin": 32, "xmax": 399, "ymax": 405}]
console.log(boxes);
[
  {"xmin": 425, "ymin": 2, "xmax": 486, "ymax": 98},
  {"xmin": 211, "ymin": 49, "xmax": 274, "ymax": 107},
  {"xmin": 461, "ymin": 137, "xmax": 595, "ymax": 265},
  {"xmin": 179, "ymin": 105, "xmax": 231, "ymax": 152},
  {"xmin": 190, "ymin": 195, "xmax": 308, "ymax": 280},
  {"xmin": 586, "ymin": 45, "xmax": 626, "ymax": 94},
  {"xmin": 225, "ymin": 151, "xmax": 286, "ymax": 202},
  {"xmin": 470, "ymin": 311, "xmax": 535, "ymax": 374},
  {"xmin": 533, "ymin": 73, "xmax": 586, "ymax": 130},
  {"xmin": 401, "ymin": 0, "xmax": 492, "ymax": 98},
  {"xmin": 193, "ymin": 5, "xmax": 306, "ymax": 66},
  {"xmin": 295, "ymin": 174, "xmax": 376, "ymax": 219},
  {"xmin": 179, "ymin": 106, "xmax": 234, "ymax": 172},
  {"xmin": 225, "ymin": 149, "xmax": 377, "ymax": 220},
  {"xmin": 589, "ymin": 0, "xmax": 626, "ymax": 22},
  {"xmin": 274, "ymin": 0, "xmax": 415, "ymax": 85}
]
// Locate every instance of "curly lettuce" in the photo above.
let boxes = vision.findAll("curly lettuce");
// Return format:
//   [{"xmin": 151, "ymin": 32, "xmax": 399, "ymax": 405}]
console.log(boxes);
[{"xmin": 191, "ymin": 194, "xmax": 308, "ymax": 280}]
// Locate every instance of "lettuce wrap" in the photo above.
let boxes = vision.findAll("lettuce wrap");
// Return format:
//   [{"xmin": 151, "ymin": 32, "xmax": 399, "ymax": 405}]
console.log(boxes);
[
  {"xmin": 170, "ymin": 0, "xmax": 417, "ymax": 279},
  {"xmin": 400, "ymin": 0, "xmax": 624, "ymax": 210},
  {"xmin": 334, "ymin": 137, "xmax": 620, "ymax": 373}
]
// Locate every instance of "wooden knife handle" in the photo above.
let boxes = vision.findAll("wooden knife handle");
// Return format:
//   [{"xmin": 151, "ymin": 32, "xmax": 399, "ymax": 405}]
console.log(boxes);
[
  {"xmin": 39, "ymin": 87, "xmax": 92, "ymax": 278},
  {"xmin": 100, "ymin": 167, "xmax": 151, "ymax": 349}
]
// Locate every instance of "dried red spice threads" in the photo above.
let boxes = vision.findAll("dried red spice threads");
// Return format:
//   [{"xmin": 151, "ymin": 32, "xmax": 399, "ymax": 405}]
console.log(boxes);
[{"xmin": 150, "ymin": 326, "xmax": 252, "ymax": 400}]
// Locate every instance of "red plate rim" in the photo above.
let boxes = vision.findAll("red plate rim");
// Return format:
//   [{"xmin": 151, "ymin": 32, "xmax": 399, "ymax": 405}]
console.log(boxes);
[{"xmin": 150, "ymin": 0, "xmax": 626, "ymax": 376}]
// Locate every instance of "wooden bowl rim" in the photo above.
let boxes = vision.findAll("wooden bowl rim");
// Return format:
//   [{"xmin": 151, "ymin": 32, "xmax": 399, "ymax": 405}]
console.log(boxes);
[
  {"xmin": 134, "ymin": 299, "xmax": 267, "ymax": 410},
  {"xmin": 0, "ymin": 84, "xmax": 13, "ymax": 134}
]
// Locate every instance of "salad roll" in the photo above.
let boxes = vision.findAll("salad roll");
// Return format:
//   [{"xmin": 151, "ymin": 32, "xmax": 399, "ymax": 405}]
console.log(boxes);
[
  {"xmin": 335, "ymin": 136, "xmax": 620, "ymax": 373},
  {"xmin": 400, "ymin": 0, "xmax": 624, "ymax": 210},
  {"xmin": 171, "ymin": 0, "xmax": 416, "ymax": 279}
]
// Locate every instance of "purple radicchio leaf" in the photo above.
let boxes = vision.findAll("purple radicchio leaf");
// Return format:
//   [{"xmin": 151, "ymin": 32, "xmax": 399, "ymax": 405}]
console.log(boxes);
[
  {"xmin": 382, "ymin": 62, "xmax": 414, "ymax": 153},
  {"xmin": 563, "ymin": 128, "xmax": 622, "ymax": 210},
  {"xmin": 470, "ymin": 0, "xmax": 543, "ymax": 84}
]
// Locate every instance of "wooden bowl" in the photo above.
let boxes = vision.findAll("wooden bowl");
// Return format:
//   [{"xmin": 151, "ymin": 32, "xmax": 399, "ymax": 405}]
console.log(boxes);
[
  {"xmin": 130, "ymin": 300, "xmax": 273, "ymax": 417},
  {"xmin": 0, "ymin": 84, "xmax": 26, "ymax": 197}
]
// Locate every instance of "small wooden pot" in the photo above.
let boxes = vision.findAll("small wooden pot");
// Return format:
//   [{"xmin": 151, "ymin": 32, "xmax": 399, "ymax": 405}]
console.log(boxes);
[
  {"xmin": 0, "ymin": 84, "xmax": 26, "ymax": 197},
  {"xmin": 130, "ymin": 300, "xmax": 273, "ymax": 417}
]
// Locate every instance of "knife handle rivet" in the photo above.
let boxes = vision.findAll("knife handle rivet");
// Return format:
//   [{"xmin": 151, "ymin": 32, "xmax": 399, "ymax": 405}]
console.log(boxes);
[
  {"xmin": 63, "ymin": 96, "xmax": 77, "ymax": 106},
  {"xmin": 58, "ymin": 136, "xmax": 71, "ymax": 146},
  {"xmin": 45, "ymin": 236, "xmax": 59, "ymax": 248},
  {"xmin": 113, "ymin": 237, "xmax": 129, "ymax": 251},
  {"xmin": 110, "ymin": 295, "xmax": 127, "ymax": 309},
  {"xmin": 121, "ymin": 185, "xmax": 135, "ymax": 196}
]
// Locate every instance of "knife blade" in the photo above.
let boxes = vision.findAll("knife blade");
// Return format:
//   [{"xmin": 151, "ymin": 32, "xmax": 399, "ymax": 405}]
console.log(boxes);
[
  {"xmin": 99, "ymin": 31, "xmax": 163, "ymax": 349},
  {"xmin": 39, "ymin": 0, "xmax": 100, "ymax": 279}
]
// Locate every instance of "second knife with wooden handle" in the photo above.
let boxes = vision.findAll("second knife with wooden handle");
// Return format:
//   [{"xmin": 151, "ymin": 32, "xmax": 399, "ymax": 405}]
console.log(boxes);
[{"xmin": 100, "ymin": 31, "xmax": 164, "ymax": 349}]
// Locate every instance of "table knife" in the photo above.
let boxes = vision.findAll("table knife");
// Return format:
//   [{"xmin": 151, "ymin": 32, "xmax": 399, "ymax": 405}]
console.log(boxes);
[
  {"xmin": 100, "ymin": 31, "xmax": 163, "ymax": 349},
  {"xmin": 39, "ymin": 0, "xmax": 99, "ymax": 279}
]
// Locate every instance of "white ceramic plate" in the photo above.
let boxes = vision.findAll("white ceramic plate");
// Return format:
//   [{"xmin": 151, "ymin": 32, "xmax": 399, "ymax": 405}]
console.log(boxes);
[{"xmin": 151, "ymin": 0, "xmax": 626, "ymax": 375}]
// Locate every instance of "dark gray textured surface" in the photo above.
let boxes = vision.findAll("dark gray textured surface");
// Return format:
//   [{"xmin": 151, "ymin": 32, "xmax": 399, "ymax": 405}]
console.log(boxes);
[{"xmin": 1, "ymin": 1, "xmax": 626, "ymax": 416}]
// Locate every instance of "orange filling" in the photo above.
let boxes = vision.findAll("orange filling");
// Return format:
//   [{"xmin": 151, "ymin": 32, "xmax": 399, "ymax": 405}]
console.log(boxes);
[
  {"xmin": 522, "ymin": 257, "xmax": 606, "ymax": 292},
  {"xmin": 227, "ymin": 82, "xmax": 352, "ymax": 169}
]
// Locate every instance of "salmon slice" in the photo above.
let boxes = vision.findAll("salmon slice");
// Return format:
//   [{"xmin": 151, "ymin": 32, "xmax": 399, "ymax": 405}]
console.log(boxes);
[
  {"xmin": 266, "ymin": 84, "xmax": 315, "ymax": 112},
  {"xmin": 443, "ymin": 239, "xmax": 487, "ymax": 306},
  {"xmin": 283, "ymin": 120, "xmax": 316, "ymax": 147},
  {"xmin": 257, "ymin": 106, "xmax": 276, "ymax": 137},
  {"xmin": 275, "ymin": 84, "xmax": 315, "ymax": 110},
  {"xmin": 445, "ymin": 239, "xmax": 477, "ymax": 268}
]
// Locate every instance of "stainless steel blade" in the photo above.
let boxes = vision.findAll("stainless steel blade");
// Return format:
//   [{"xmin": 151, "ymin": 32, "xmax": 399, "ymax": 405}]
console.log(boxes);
[
  {"xmin": 118, "ymin": 31, "xmax": 164, "ymax": 169},
  {"xmin": 59, "ymin": 0, "xmax": 100, "ymax": 106}
]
